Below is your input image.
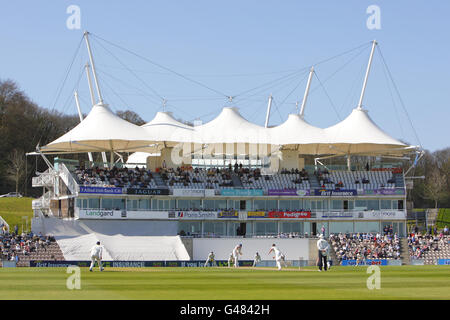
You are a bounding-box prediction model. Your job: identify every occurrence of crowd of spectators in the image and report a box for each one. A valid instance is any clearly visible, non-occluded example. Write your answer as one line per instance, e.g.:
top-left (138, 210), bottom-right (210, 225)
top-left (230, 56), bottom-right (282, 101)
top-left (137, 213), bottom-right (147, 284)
top-left (159, 166), bottom-right (234, 188)
top-left (0, 227), bottom-right (55, 262)
top-left (75, 166), bottom-right (157, 189)
top-left (330, 228), bottom-right (401, 262)
top-left (407, 226), bottom-right (449, 259)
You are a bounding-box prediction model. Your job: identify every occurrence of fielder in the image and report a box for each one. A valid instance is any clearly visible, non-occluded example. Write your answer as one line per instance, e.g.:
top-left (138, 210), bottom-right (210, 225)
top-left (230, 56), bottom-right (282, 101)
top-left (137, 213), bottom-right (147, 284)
top-left (268, 243), bottom-right (283, 270)
top-left (89, 241), bottom-right (104, 272)
top-left (253, 252), bottom-right (261, 267)
top-left (204, 251), bottom-right (217, 267)
top-left (232, 243), bottom-right (243, 268)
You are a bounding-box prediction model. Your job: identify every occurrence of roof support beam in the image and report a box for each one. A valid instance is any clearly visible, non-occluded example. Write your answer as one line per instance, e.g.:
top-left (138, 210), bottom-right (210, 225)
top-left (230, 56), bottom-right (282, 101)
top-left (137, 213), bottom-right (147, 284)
top-left (264, 94), bottom-right (273, 128)
top-left (73, 91), bottom-right (94, 163)
top-left (299, 66), bottom-right (314, 118)
top-left (84, 31), bottom-right (104, 104)
top-left (357, 40), bottom-right (377, 110)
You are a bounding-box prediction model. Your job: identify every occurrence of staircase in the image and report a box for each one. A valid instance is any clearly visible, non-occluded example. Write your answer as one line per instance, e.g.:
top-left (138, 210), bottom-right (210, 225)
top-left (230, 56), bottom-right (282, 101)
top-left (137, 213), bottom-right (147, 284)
top-left (231, 173), bottom-right (243, 187)
top-left (308, 173), bottom-right (320, 189)
top-left (394, 173), bottom-right (404, 188)
top-left (399, 238), bottom-right (411, 265)
top-left (152, 172), bottom-right (168, 188)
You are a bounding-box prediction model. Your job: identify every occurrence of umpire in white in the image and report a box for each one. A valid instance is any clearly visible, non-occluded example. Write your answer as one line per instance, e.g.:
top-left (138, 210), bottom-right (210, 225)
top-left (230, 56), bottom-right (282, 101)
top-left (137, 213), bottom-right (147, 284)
top-left (316, 234), bottom-right (329, 272)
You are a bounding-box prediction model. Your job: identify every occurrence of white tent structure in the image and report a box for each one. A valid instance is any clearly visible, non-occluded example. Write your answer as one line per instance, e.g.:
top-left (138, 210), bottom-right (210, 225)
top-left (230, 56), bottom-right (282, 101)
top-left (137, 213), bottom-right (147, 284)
top-left (141, 111), bottom-right (194, 149)
top-left (323, 107), bottom-right (408, 156)
top-left (39, 36), bottom-right (417, 165)
top-left (41, 103), bottom-right (154, 155)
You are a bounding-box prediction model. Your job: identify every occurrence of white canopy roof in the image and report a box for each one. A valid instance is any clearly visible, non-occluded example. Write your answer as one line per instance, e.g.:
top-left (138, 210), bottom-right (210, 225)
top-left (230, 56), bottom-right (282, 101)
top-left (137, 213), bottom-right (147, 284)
top-left (41, 103), bottom-right (153, 153)
top-left (193, 107), bottom-right (267, 144)
top-left (322, 108), bottom-right (407, 155)
top-left (41, 104), bottom-right (411, 156)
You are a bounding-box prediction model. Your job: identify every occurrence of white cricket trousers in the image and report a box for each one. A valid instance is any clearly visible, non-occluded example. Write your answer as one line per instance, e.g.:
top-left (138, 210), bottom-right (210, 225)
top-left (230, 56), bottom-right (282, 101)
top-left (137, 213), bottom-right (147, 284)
top-left (90, 255), bottom-right (102, 270)
top-left (233, 255), bottom-right (239, 267)
top-left (276, 259), bottom-right (282, 270)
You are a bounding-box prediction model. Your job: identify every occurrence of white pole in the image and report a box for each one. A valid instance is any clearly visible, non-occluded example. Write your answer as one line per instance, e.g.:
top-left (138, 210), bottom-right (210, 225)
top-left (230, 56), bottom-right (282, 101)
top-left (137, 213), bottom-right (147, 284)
top-left (73, 91), bottom-right (84, 122)
top-left (84, 62), bottom-right (107, 166)
top-left (74, 91), bottom-right (94, 163)
top-left (357, 40), bottom-right (377, 110)
top-left (85, 63), bottom-right (96, 107)
top-left (299, 66), bottom-right (314, 118)
top-left (264, 94), bottom-right (273, 128)
top-left (84, 31), bottom-right (104, 104)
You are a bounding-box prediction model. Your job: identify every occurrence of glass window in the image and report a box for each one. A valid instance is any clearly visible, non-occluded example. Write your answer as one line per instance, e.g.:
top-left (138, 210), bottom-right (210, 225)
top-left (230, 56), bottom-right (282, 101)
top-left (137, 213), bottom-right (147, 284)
top-left (303, 200), bottom-right (311, 210)
top-left (348, 200), bottom-right (354, 210)
top-left (178, 221), bottom-right (201, 236)
top-left (354, 221), bottom-right (380, 233)
top-left (392, 200), bottom-right (398, 209)
top-left (253, 200), bottom-right (266, 211)
top-left (279, 200), bottom-right (290, 211)
top-left (304, 222), bottom-right (311, 235)
top-left (203, 200), bottom-right (214, 210)
top-left (152, 199), bottom-right (158, 210)
top-left (82, 199), bottom-right (88, 209)
top-left (316, 200), bottom-right (323, 210)
top-left (169, 200), bottom-right (176, 209)
top-left (112, 198), bottom-right (125, 210)
top-left (88, 198), bottom-right (100, 209)
top-left (329, 222), bottom-right (353, 234)
top-left (381, 200), bottom-right (392, 209)
top-left (246, 200), bottom-right (253, 211)
top-left (291, 200), bottom-right (301, 210)
top-left (266, 200), bottom-right (277, 211)
top-left (215, 200), bottom-right (227, 210)
top-left (323, 199), bottom-right (329, 210)
top-left (227, 222), bottom-right (241, 236)
top-left (190, 199), bottom-right (201, 210)
top-left (227, 200), bottom-right (234, 209)
top-left (331, 200), bottom-right (343, 210)
top-left (367, 200), bottom-right (380, 210)
top-left (178, 199), bottom-right (189, 210)
top-left (127, 199), bottom-right (137, 210)
top-left (355, 200), bottom-right (367, 209)
top-left (76, 199), bottom-right (81, 208)
top-left (254, 221), bottom-right (278, 236)
top-left (101, 198), bottom-right (113, 210)
top-left (203, 222), bottom-right (226, 236)
top-left (139, 199), bottom-right (150, 210)
top-left (280, 222), bottom-right (303, 234)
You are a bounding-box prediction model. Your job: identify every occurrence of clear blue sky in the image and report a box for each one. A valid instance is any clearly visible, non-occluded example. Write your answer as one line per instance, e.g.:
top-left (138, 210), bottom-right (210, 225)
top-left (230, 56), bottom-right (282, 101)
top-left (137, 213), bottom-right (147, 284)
top-left (1, 0), bottom-right (449, 151)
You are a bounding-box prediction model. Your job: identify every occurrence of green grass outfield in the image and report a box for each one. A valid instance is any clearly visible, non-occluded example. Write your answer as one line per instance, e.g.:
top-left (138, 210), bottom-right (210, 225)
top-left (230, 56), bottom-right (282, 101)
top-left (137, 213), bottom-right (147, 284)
top-left (0, 265), bottom-right (449, 300)
top-left (0, 197), bottom-right (33, 232)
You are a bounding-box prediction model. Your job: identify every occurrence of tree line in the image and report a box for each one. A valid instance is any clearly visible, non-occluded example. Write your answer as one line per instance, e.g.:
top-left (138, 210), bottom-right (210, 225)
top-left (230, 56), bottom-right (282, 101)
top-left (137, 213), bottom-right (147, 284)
top-left (0, 79), bottom-right (449, 208)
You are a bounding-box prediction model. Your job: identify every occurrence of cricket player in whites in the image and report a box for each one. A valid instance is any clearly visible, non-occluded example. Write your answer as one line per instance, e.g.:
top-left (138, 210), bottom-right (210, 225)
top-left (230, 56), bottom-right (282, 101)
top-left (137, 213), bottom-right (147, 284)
top-left (204, 251), bottom-right (217, 267)
top-left (268, 243), bottom-right (283, 270)
top-left (253, 252), bottom-right (262, 267)
top-left (228, 252), bottom-right (234, 268)
top-left (316, 235), bottom-right (329, 272)
top-left (90, 241), bottom-right (104, 272)
top-left (232, 243), bottom-right (243, 268)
